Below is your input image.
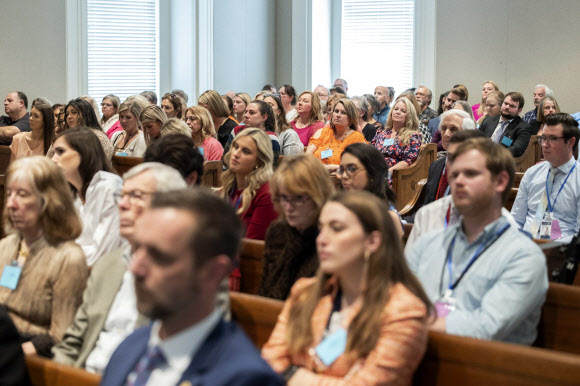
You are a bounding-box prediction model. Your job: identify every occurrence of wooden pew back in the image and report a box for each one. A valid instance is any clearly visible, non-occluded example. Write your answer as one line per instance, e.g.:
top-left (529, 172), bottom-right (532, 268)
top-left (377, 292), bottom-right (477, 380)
top-left (230, 291), bottom-right (283, 349)
top-left (0, 145), bottom-right (10, 175)
top-left (0, 175), bottom-right (4, 239)
top-left (239, 238), bottom-right (265, 295)
top-left (112, 155), bottom-right (143, 176)
top-left (514, 135), bottom-right (540, 172)
top-left (392, 143), bottom-right (436, 212)
top-left (26, 355), bottom-right (101, 386)
top-left (202, 160), bottom-right (223, 188)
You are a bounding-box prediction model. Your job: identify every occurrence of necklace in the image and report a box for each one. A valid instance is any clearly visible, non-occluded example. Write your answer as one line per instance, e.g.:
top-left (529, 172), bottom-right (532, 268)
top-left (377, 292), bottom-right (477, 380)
top-left (118, 129), bottom-right (139, 150)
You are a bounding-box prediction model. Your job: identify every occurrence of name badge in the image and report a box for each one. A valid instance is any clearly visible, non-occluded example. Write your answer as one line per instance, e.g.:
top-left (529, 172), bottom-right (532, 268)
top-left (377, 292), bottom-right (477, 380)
top-left (0, 265), bottom-right (22, 290)
top-left (321, 149), bottom-right (333, 159)
top-left (551, 218), bottom-right (563, 240)
top-left (315, 328), bottom-right (347, 366)
top-left (383, 138), bottom-right (395, 147)
top-left (198, 147), bottom-right (204, 156)
top-left (501, 136), bottom-right (513, 147)
top-left (539, 212), bottom-right (552, 239)
top-left (434, 289), bottom-right (456, 318)
top-left (116, 152), bottom-right (128, 156)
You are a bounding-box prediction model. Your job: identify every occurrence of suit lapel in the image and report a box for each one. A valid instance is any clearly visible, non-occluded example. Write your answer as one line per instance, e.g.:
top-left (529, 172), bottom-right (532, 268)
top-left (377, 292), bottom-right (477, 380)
top-left (486, 116), bottom-right (501, 137)
top-left (114, 326), bottom-right (150, 386)
top-left (500, 116), bottom-right (522, 142)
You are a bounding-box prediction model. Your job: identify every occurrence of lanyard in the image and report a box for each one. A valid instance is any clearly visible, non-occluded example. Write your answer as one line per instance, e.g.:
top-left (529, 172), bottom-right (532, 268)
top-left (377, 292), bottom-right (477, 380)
top-left (442, 223), bottom-right (510, 294)
top-left (229, 189), bottom-right (242, 209)
top-left (546, 163), bottom-right (576, 212)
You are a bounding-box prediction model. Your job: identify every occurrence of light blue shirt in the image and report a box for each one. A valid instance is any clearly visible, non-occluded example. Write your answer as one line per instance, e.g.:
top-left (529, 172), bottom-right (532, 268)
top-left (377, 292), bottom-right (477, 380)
top-left (373, 104), bottom-right (390, 126)
top-left (406, 217), bottom-right (548, 345)
top-left (511, 157), bottom-right (580, 241)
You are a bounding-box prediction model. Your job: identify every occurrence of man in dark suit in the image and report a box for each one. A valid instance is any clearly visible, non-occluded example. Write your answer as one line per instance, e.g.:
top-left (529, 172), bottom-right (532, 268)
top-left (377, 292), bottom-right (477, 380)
top-left (479, 91), bottom-right (532, 157)
top-left (101, 190), bottom-right (283, 386)
top-left (0, 306), bottom-right (31, 385)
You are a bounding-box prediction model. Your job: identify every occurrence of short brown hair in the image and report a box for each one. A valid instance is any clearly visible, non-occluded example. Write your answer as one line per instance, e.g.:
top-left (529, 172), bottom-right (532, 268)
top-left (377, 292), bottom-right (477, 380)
top-left (450, 86), bottom-right (468, 101)
top-left (505, 92), bottom-right (525, 109)
top-left (448, 138), bottom-right (515, 203)
top-left (198, 90), bottom-right (229, 118)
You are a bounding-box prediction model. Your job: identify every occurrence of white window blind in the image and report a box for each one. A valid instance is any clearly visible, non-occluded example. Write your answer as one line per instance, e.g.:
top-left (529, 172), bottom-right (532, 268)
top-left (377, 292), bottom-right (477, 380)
top-left (87, 0), bottom-right (159, 112)
top-left (341, 0), bottom-right (414, 96)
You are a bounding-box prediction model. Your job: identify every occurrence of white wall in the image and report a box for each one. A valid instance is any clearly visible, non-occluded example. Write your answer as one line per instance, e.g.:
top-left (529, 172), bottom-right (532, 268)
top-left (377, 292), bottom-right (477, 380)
top-left (0, 0), bottom-right (67, 104)
top-left (212, 0), bottom-right (276, 96)
top-left (435, 0), bottom-right (580, 113)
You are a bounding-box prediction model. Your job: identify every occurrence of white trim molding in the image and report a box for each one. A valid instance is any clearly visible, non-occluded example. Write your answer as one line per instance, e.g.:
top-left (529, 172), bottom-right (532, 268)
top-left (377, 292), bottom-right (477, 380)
top-left (65, 0), bottom-right (88, 100)
top-left (414, 0), bottom-right (436, 93)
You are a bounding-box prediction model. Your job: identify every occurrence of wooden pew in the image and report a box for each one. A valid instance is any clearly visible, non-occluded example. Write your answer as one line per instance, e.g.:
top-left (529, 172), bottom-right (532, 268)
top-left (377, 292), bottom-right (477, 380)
top-left (514, 171), bottom-right (525, 188)
top-left (202, 160), bottom-right (223, 188)
top-left (399, 178), bottom-right (428, 217)
top-left (239, 238), bottom-right (265, 295)
top-left (0, 145), bottom-right (10, 175)
top-left (0, 175), bottom-right (4, 239)
top-left (514, 135), bottom-right (540, 172)
top-left (26, 355), bottom-right (100, 386)
top-left (230, 291), bottom-right (283, 349)
top-left (505, 187), bottom-right (518, 211)
top-left (112, 155), bottom-right (143, 176)
top-left (392, 143), bottom-right (437, 213)
top-left (535, 283), bottom-right (580, 356)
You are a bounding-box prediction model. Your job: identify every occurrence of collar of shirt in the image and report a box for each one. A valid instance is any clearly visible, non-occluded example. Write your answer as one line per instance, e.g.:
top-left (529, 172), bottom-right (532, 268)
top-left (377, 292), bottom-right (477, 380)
top-left (499, 117), bottom-right (514, 125)
top-left (552, 156), bottom-right (576, 175)
top-left (446, 216), bottom-right (509, 249)
top-left (121, 242), bottom-right (132, 266)
top-left (148, 309), bottom-right (222, 374)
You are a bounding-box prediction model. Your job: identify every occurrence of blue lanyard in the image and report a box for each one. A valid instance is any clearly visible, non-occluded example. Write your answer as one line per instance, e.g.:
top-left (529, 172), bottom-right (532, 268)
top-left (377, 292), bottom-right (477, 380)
top-left (545, 163), bottom-right (576, 213)
top-left (229, 190), bottom-right (242, 209)
top-left (444, 223), bottom-right (510, 292)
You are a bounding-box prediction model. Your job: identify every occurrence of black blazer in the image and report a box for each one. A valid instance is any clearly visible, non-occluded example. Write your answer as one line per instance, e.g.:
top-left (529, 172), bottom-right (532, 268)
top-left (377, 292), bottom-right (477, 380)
top-left (479, 115), bottom-right (532, 157)
top-left (0, 307), bottom-right (31, 385)
top-left (423, 157), bottom-right (446, 206)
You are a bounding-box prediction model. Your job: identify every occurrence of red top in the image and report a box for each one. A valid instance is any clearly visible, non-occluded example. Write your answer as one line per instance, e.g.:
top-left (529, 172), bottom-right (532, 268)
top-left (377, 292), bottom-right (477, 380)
top-left (229, 182), bottom-right (278, 240)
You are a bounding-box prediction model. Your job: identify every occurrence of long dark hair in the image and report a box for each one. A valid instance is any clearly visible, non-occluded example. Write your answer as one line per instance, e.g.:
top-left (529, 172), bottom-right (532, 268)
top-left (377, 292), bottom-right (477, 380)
top-left (342, 143), bottom-right (396, 206)
top-left (64, 98), bottom-right (102, 131)
top-left (31, 103), bottom-right (55, 155)
top-left (55, 127), bottom-right (112, 200)
top-left (251, 100), bottom-right (276, 133)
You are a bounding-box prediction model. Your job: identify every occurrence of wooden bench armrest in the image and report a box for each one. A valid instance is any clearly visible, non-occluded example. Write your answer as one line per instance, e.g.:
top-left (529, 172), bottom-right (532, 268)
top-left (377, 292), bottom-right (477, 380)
top-left (392, 143), bottom-right (436, 212)
top-left (26, 355), bottom-right (101, 386)
top-left (398, 178), bottom-right (427, 217)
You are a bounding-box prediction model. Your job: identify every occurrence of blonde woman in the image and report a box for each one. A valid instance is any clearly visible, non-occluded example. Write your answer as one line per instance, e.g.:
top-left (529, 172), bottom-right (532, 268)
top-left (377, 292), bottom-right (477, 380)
top-left (371, 98), bottom-right (422, 174)
top-left (185, 106), bottom-right (224, 161)
top-left (262, 191), bottom-right (430, 385)
top-left (140, 105), bottom-right (167, 145)
top-left (530, 96), bottom-right (560, 135)
top-left (160, 118), bottom-right (191, 137)
top-left (111, 100), bottom-right (147, 157)
top-left (198, 90), bottom-right (238, 147)
top-left (472, 80), bottom-right (499, 121)
top-left (233, 92), bottom-right (252, 124)
top-left (290, 91), bottom-right (325, 147)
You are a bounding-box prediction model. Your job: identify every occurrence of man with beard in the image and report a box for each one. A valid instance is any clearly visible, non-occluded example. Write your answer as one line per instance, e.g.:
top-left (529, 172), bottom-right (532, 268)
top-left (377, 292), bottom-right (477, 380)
top-left (523, 84), bottom-right (554, 123)
top-left (415, 85), bottom-right (437, 125)
top-left (406, 138), bottom-right (547, 345)
top-left (101, 190), bottom-right (283, 386)
top-left (428, 86), bottom-right (468, 137)
top-left (479, 91), bottom-right (532, 157)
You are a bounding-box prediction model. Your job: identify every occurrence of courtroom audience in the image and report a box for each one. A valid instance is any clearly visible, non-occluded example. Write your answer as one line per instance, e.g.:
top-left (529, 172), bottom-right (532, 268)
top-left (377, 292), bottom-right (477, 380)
top-left (233, 92), bottom-right (252, 124)
top-left (264, 93), bottom-right (304, 155)
top-left (472, 81), bottom-right (500, 121)
top-left (51, 127), bottom-right (123, 266)
top-left (111, 100), bottom-right (147, 157)
top-left (476, 91), bottom-right (504, 125)
top-left (10, 102), bottom-right (54, 161)
top-left (351, 96), bottom-right (377, 142)
top-left (160, 92), bottom-right (185, 119)
top-left (259, 155), bottom-right (335, 300)
top-left (290, 91), bottom-right (326, 147)
top-left (139, 104), bottom-right (167, 145)
top-left (262, 191), bottom-right (431, 385)
top-left (185, 105), bottom-right (224, 161)
top-left (159, 117), bottom-right (191, 138)
top-left (99, 94), bottom-right (122, 139)
top-left (529, 96), bottom-right (560, 135)
top-left (279, 84), bottom-right (298, 122)
top-left (198, 89), bottom-right (238, 147)
top-left (523, 84), bottom-right (554, 123)
top-left (0, 156), bottom-right (88, 357)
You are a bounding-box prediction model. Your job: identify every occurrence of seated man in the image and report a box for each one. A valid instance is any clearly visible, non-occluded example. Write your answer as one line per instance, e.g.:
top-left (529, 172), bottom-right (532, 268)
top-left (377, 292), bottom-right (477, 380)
top-left (423, 110), bottom-right (477, 207)
top-left (479, 92), bottom-right (532, 157)
top-left (428, 86), bottom-right (467, 138)
top-left (101, 190), bottom-right (283, 385)
top-left (0, 91), bottom-right (30, 145)
top-left (511, 113), bottom-right (580, 241)
top-left (52, 163), bottom-right (188, 373)
top-left (407, 138), bottom-right (548, 345)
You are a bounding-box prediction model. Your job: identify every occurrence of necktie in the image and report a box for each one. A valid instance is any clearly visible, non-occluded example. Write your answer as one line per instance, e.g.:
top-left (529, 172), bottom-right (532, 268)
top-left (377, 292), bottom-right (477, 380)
top-left (127, 346), bottom-right (166, 386)
top-left (436, 167), bottom-right (449, 200)
top-left (491, 120), bottom-right (509, 143)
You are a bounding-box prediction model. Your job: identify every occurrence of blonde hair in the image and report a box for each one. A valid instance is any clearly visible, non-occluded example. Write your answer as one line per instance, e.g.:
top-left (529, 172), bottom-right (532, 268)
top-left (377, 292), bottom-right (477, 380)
top-left (198, 90), bottom-right (229, 118)
top-left (186, 106), bottom-right (216, 145)
top-left (5, 156), bottom-right (82, 243)
top-left (270, 155), bottom-right (335, 221)
top-left (160, 118), bottom-right (191, 138)
top-left (221, 129), bottom-right (274, 215)
top-left (234, 93), bottom-right (252, 123)
top-left (295, 91), bottom-right (324, 126)
top-left (385, 98), bottom-right (419, 147)
top-left (140, 105), bottom-right (168, 145)
top-left (118, 100), bottom-right (144, 130)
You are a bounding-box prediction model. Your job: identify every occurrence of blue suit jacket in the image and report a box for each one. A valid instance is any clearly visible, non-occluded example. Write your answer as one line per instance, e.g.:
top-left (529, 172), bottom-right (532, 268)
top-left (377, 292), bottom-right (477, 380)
top-left (100, 319), bottom-right (283, 386)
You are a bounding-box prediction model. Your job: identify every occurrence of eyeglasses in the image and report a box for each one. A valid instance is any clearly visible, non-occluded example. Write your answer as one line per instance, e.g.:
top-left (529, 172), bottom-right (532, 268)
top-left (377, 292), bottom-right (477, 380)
top-left (336, 164), bottom-right (361, 177)
top-left (114, 190), bottom-right (155, 205)
top-left (185, 116), bottom-right (199, 122)
top-left (538, 136), bottom-right (566, 145)
top-left (273, 194), bottom-right (311, 207)
top-left (101, 103), bottom-right (113, 107)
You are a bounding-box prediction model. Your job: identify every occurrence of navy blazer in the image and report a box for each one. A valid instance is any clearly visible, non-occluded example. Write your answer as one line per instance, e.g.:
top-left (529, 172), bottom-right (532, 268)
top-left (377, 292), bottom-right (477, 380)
top-left (423, 157), bottom-right (447, 206)
top-left (0, 306), bottom-right (31, 385)
top-left (100, 319), bottom-right (283, 386)
top-left (479, 115), bottom-right (532, 157)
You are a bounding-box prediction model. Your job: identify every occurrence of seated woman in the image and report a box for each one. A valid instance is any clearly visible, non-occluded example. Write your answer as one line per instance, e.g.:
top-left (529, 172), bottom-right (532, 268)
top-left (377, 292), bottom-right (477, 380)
top-left (198, 90), bottom-right (238, 147)
top-left (100, 94), bottom-right (122, 139)
top-left (264, 93), bottom-right (303, 155)
top-left (52, 103), bottom-right (65, 134)
top-left (290, 91), bottom-right (326, 147)
top-left (0, 156), bottom-right (88, 357)
top-left (338, 143), bottom-right (404, 238)
top-left (160, 92), bottom-right (185, 120)
top-left (363, 94), bottom-right (384, 132)
top-left (396, 92), bottom-right (431, 144)
top-left (51, 127), bottom-right (123, 266)
top-left (530, 96), bottom-right (560, 135)
top-left (221, 94), bottom-right (237, 123)
top-left (111, 99), bottom-right (147, 157)
top-left (220, 128), bottom-right (278, 241)
top-left (259, 155), bottom-right (335, 300)
top-left (262, 191), bottom-right (431, 385)
top-left (140, 104), bottom-right (167, 145)
top-left (307, 98), bottom-right (366, 173)
top-left (233, 92), bottom-right (252, 124)
top-left (47, 98), bottom-right (114, 162)
top-left (280, 84), bottom-right (298, 122)
top-left (371, 98), bottom-right (422, 177)
top-left (160, 117), bottom-right (192, 137)
top-left (472, 80), bottom-right (499, 122)
top-left (477, 91), bottom-right (504, 126)
top-left (10, 102), bottom-right (54, 161)
top-left (185, 106), bottom-right (224, 161)
top-left (351, 96), bottom-right (377, 142)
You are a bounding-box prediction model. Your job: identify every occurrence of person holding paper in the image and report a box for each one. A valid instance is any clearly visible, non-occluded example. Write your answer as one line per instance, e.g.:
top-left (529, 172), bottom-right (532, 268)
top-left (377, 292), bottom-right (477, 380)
top-left (0, 156), bottom-right (88, 357)
top-left (262, 191), bottom-right (430, 385)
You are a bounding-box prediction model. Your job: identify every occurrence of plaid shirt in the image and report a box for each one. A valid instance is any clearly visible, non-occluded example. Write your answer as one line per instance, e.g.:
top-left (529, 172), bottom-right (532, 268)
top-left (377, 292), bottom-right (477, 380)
top-left (523, 108), bottom-right (537, 123)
